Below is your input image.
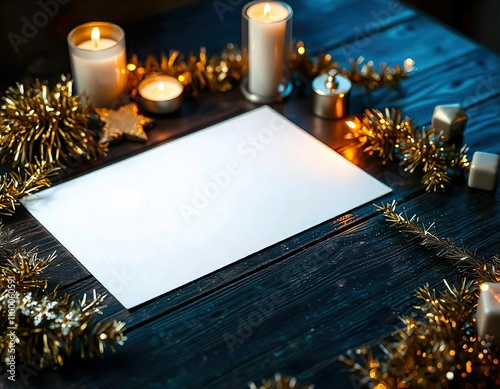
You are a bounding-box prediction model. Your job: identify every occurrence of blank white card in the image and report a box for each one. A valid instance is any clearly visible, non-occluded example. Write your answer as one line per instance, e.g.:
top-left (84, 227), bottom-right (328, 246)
top-left (22, 106), bottom-right (391, 309)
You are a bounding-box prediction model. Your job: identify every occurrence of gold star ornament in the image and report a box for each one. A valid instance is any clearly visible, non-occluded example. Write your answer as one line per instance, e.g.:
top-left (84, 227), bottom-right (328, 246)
top-left (95, 103), bottom-right (154, 145)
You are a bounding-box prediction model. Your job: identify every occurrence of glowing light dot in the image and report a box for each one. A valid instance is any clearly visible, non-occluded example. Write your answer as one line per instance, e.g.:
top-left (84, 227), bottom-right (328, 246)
top-left (481, 283), bottom-right (489, 291)
top-left (346, 121), bottom-right (357, 129)
top-left (298, 46), bottom-right (305, 55)
top-left (446, 372), bottom-right (454, 380)
top-left (127, 64), bottom-right (136, 71)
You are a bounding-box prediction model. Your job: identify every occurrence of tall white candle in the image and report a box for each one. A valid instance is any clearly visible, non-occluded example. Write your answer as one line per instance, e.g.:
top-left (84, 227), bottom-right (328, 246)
top-left (67, 22), bottom-right (127, 107)
top-left (245, 2), bottom-right (291, 97)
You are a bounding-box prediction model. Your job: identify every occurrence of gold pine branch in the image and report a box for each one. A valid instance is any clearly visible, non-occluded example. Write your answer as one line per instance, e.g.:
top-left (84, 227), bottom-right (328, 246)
top-left (376, 201), bottom-right (500, 283)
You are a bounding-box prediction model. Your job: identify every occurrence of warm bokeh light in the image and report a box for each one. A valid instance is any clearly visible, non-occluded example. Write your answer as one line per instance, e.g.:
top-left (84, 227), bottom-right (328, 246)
top-left (127, 63), bottom-right (137, 72)
top-left (404, 57), bottom-right (416, 71)
top-left (481, 283), bottom-right (489, 292)
top-left (346, 120), bottom-right (357, 129)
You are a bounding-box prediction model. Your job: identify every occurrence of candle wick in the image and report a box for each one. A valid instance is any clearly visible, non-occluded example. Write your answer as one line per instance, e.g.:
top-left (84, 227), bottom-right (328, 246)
top-left (91, 27), bottom-right (100, 49)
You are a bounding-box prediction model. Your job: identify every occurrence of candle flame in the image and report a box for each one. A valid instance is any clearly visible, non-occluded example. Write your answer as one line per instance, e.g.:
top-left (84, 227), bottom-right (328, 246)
top-left (264, 3), bottom-right (271, 17)
top-left (91, 27), bottom-right (100, 48)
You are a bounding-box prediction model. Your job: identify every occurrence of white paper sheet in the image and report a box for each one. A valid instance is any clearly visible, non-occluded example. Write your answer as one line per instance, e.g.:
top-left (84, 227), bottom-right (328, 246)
top-left (22, 106), bottom-right (391, 309)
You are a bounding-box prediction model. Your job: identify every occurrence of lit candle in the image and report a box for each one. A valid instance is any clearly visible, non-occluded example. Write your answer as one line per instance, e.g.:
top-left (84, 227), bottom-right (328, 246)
top-left (244, 1), bottom-right (292, 98)
top-left (67, 22), bottom-right (127, 107)
top-left (138, 75), bottom-right (184, 114)
top-left (476, 283), bottom-right (500, 344)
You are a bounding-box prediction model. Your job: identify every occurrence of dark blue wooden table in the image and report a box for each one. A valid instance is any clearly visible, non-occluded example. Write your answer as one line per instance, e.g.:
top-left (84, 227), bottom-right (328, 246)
top-left (2, 0), bottom-right (500, 388)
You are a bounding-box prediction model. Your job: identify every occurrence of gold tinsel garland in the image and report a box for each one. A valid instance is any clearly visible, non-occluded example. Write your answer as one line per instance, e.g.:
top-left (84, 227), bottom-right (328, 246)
top-left (126, 41), bottom-right (414, 98)
top-left (340, 201), bottom-right (500, 388)
top-left (0, 161), bottom-right (57, 216)
top-left (0, 75), bottom-right (107, 168)
top-left (346, 108), bottom-right (470, 191)
top-left (0, 225), bottom-right (126, 369)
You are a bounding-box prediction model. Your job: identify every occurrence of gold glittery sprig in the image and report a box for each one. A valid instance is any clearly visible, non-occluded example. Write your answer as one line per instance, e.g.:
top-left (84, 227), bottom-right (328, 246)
top-left (248, 373), bottom-right (315, 389)
top-left (376, 201), bottom-right (500, 282)
top-left (290, 41), bottom-right (415, 90)
top-left (0, 225), bottom-right (126, 369)
top-left (340, 202), bottom-right (500, 388)
top-left (0, 161), bottom-right (57, 216)
top-left (0, 75), bottom-right (107, 168)
top-left (346, 108), bottom-right (470, 191)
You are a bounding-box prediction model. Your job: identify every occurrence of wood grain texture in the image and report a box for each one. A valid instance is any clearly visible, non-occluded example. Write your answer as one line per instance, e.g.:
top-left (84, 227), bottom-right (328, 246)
top-left (2, 0), bottom-right (500, 388)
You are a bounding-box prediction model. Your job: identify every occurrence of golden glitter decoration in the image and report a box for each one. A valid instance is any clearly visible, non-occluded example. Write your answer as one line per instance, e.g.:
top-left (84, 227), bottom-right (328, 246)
top-left (95, 102), bottom-right (154, 144)
top-left (340, 202), bottom-right (500, 388)
top-left (127, 44), bottom-right (247, 98)
top-left (127, 42), bottom-right (412, 98)
top-left (376, 201), bottom-right (500, 282)
top-left (0, 225), bottom-right (126, 369)
top-left (248, 373), bottom-right (315, 389)
top-left (346, 108), bottom-right (470, 191)
top-left (290, 41), bottom-right (415, 90)
top-left (0, 161), bottom-right (57, 216)
top-left (0, 75), bottom-right (107, 168)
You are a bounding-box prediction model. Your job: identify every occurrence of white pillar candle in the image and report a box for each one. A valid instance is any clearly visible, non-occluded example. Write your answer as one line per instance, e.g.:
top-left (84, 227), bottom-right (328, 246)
top-left (245, 1), bottom-right (291, 97)
top-left (477, 283), bottom-right (500, 344)
top-left (67, 22), bottom-right (127, 107)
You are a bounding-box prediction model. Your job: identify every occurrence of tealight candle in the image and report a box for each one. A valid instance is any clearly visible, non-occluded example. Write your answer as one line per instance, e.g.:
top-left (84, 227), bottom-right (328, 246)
top-left (67, 22), bottom-right (127, 107)
top-left (476, 283), bottom-right (500, 344)
top-left (241, 1), bottom-right (293, 103)
top-left (138, 75), bottom-right (184, 114)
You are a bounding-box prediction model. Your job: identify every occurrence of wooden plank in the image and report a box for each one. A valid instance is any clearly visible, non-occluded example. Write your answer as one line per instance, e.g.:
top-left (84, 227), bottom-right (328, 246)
top-left (324, 11), bottom-right (478, 69)
top-left (30, 188), bottom-right (500, 388)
